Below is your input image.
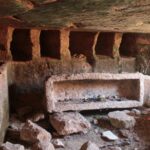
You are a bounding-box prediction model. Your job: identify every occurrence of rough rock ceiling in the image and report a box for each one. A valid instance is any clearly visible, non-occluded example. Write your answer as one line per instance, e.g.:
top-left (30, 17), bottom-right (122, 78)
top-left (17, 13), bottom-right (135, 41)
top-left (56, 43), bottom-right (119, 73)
top-left (0, 0), bottom-right (150, 32)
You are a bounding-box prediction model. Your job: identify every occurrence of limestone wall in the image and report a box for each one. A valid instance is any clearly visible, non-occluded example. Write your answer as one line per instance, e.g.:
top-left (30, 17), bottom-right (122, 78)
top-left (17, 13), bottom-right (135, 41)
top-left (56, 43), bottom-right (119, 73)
top-left (0, 63), bottom-right (9, 144)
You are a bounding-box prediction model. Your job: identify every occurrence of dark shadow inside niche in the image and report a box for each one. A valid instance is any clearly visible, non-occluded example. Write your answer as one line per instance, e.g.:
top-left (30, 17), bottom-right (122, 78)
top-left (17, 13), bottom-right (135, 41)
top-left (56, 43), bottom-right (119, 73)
top-left (40, 30), bottom-right (61, 59)
top-left (0, 44), bottom-right (7, 62)
top-left (0, 44), bottom-right (6, 51)
top-left (95, 32), bottom-right (115, 57)
top-left (0, 62), bottom-right (4, 66)
top-left (119, 33), bottom-right (138, 57)
top-left (10, 29), bottom-right (32, 61)
top-left (69, 31), bottom-right (97, 65)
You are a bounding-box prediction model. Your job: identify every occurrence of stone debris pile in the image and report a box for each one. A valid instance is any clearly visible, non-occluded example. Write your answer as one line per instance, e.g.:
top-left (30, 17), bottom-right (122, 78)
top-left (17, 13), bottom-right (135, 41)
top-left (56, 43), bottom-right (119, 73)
top-left (0, 107), bottom-right (149, 150)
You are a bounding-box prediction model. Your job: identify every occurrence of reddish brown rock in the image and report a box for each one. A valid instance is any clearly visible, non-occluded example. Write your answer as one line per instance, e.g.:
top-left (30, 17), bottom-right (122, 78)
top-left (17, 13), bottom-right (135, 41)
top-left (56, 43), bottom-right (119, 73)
top-left (20, 120), bottom-right (51, 144)
top-left (49, 112), bottom-right (91, 135)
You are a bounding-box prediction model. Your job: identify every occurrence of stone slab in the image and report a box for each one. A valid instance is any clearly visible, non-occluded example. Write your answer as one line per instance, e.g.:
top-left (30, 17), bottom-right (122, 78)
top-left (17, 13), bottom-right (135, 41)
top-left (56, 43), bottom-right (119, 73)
top-left (46, 73), bottom-right (145, 112)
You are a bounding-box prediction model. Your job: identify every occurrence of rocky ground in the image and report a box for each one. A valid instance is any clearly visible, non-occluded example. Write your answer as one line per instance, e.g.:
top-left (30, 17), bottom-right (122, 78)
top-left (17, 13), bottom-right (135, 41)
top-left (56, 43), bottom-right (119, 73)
top-left (1, 107), bottom-right (150, 150)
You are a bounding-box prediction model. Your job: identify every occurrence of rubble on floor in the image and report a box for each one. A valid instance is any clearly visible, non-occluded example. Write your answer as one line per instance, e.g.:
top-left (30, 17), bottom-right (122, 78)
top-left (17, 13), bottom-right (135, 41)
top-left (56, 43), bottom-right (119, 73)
top-left (0, 142), bottom-right (25, 150)
top-left (108, 111), bottom-right (136, 128)
top-left (32, 141), bottom-right (55, 150)
top-left (141, 108), bottom-right (150, 115)
top-left (1, 107), bottom-right (150, 150)
top-left (106, 146), bottom-right (122, 150)
top-left (80, 141), bottom-right (99, 150)
top-left (20, 120), bottom-right (51, 144)
top-left (49, 112), bottom-right (91, 135)
top-left (131, 109), bottom-right (141, 116)
top-left (52, 139), bottom-right (65, 148)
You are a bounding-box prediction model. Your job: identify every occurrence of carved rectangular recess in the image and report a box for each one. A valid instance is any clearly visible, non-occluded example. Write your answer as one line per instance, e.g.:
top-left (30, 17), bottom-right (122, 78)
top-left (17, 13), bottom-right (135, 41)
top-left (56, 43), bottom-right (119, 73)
top-left (119, 33), bottom-right (150, 57)
top-left (95, 32), bottom-right (115, 57)
top-left (69, 31), bottom-right (96, 64)
top-left (40, 30), bottom-right (61, 59)
top-left (10, 29), bottom-right (32, 61)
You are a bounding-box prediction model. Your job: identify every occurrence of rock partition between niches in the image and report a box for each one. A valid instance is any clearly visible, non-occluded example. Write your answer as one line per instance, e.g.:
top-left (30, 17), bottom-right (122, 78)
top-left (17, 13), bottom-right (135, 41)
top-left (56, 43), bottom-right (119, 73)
top-left (0, 63), bottom-right (9, 144)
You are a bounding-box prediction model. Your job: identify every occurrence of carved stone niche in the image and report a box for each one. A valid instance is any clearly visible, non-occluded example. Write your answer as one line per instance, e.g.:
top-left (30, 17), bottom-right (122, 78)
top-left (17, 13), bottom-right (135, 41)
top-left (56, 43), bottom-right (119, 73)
top-left (45, 73), bottom-right (146, 112)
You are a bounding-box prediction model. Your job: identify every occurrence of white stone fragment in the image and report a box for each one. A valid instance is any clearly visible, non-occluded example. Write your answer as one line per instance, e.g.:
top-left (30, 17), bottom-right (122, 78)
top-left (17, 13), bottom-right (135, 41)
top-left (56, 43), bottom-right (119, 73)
top-left (102, 131), bottom-right (119, 141)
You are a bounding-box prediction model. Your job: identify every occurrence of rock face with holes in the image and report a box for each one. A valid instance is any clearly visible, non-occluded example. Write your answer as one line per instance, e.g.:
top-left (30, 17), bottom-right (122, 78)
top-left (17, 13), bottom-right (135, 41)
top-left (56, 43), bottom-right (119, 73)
top-left (46, 73), bottom-right (145, 112)
top-left (0, 26), bottom-right (150, 113)
top-left (0, 26), bottom-right (149, 111)
top-left (49, 112), bottom-right (91, 135)
top-left (0, 63), bottom-right (9, 144)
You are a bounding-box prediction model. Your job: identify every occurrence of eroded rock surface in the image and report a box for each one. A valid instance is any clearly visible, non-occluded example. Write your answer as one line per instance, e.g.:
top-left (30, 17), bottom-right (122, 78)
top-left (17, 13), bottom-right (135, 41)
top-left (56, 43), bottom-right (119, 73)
top-left (49, 112), bottom-right (91, 135)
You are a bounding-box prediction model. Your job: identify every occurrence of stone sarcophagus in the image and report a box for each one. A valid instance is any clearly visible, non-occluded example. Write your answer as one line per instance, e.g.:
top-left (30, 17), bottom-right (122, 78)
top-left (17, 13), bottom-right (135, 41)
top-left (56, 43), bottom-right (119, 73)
top-left (45, 73), bottom-right (146, 112)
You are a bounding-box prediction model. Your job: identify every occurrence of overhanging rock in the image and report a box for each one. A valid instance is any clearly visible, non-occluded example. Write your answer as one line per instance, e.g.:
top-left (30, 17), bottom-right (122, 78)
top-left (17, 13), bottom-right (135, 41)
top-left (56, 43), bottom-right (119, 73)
top-left (45, 73), bottom-right (146, 112)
